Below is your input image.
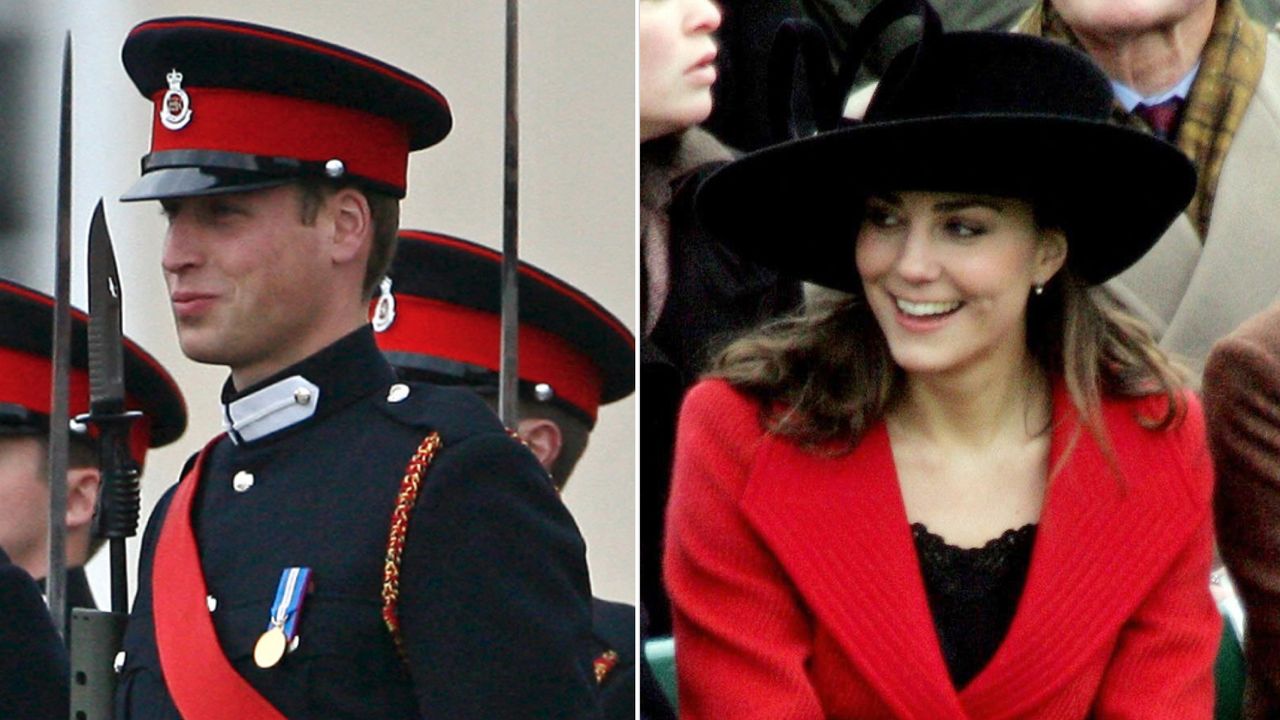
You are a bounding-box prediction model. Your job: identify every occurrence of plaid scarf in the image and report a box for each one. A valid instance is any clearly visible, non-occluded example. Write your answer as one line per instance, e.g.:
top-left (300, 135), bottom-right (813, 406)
top-left (1018, 1), bottom-right (1267, 240)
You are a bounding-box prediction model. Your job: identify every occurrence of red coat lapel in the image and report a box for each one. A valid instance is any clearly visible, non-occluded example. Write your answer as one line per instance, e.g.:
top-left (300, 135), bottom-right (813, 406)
top-left (741, 422), bottom-right (967, 718)
top-left (962, 385), bottom-right (1204, 716)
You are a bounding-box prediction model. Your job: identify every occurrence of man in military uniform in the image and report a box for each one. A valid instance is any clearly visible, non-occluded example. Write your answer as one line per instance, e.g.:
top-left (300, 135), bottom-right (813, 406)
top-left (371, 229), bottom-right (637, 720)
top-left (0, 278), bottom-right (186, 618)
top-left (113, 18), bottom-right (600, 719)
top-left (0, 278), bottom-right (186, 719)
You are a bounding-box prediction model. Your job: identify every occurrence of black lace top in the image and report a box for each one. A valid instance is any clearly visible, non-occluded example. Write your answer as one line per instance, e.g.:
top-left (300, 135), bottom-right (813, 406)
top-left (912, 523), bottom-right (1038, 690)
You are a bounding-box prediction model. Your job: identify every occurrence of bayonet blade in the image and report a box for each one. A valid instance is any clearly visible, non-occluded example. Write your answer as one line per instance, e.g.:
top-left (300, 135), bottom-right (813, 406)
top-left (87, 200), bottom-right (126, 413)
top-left (84, 197), bottom-right (142, 614)
top-left (47, 31), bottom-right (72, 637)
top-left (498, 0), bottom-right (520, 427)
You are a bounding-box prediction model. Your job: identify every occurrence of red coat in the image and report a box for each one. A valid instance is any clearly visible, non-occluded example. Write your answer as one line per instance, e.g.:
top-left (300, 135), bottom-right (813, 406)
top-left (664, 379), bottom-right (1219, 719)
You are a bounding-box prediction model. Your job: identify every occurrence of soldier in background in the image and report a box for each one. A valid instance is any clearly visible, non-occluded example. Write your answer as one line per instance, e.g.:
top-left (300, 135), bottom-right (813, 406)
top-left (0, 278), bottom-right (187, 620)
top-left (0, 277), bottom-right (186, 719)
top-left (373, 229), bottom-right (636, 720)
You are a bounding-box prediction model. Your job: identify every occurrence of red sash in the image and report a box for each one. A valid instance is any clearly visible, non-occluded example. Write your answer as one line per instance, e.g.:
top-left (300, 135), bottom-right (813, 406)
top-left (152, 435), bottom-right (287, 719)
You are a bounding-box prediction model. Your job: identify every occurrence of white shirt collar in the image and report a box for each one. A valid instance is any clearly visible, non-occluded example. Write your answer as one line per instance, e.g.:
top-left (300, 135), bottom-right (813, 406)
top-left (222, 375), bottom-right (321, 445)
top-left (1111, 62), bottom-right (1201, 112)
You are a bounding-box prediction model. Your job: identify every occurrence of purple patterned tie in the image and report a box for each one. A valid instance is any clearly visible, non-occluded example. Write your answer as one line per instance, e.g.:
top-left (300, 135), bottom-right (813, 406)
top-left (1133, 97), bottom-right (1185, 140)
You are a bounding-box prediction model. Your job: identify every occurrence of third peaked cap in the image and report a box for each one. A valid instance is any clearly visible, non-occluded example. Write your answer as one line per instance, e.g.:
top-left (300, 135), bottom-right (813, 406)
top-left (121, 16), bottom-right (451, 201)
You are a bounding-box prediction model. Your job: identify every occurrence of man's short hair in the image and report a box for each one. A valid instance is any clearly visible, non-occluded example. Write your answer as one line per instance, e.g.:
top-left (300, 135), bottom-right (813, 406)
top-left (296, 179), bottom-right (401, 301)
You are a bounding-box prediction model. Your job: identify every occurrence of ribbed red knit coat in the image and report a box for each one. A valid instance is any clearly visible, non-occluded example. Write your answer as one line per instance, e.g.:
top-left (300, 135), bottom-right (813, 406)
top-left (665, 379), bottom-right (1219, 719)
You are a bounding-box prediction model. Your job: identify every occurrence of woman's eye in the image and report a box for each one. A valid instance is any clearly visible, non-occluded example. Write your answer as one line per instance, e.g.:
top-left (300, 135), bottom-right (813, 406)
top-left (945, 219), bottom-right (984, 238)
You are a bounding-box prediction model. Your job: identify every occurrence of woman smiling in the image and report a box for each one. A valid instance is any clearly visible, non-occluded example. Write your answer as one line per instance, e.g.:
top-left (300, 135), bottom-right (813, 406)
top-left (662, 2), bottom-right (1220, 717)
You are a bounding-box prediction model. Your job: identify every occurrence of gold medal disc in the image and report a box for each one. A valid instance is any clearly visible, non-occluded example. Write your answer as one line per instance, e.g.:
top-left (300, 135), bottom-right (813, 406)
top-left (254, 626), bottom-right (288, 668)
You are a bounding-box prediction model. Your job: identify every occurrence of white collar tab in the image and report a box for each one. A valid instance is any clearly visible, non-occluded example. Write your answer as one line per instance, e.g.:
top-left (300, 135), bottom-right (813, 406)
top-left (223, 375), bottom-right (321, 445)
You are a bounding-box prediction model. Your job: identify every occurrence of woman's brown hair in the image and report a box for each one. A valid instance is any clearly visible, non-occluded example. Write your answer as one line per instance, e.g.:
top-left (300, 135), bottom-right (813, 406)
top-left (709, 229), bottom-right (1187, 453)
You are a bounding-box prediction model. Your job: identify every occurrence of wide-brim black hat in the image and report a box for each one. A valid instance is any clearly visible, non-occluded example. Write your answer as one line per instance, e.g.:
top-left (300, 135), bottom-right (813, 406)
top-left (120, 17), bottom-right (451, 201)
top-left (0, 279), bottom-right (187, 467)
top-left (696, 30), bottom-right (1197, 291)
top-left (372, 230), bottom-right (635, 427)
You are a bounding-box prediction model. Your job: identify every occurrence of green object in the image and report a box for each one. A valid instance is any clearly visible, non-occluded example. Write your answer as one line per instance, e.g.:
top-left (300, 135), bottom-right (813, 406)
top-left (1216, 620), bottom-right (1245, 720)
top-left (646, 635), bottom-right (678, 711)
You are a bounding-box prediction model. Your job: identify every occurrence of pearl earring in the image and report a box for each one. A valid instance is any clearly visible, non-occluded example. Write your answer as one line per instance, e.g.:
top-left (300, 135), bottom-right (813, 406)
top-left (1033, 283), bottom-right (1045, 296)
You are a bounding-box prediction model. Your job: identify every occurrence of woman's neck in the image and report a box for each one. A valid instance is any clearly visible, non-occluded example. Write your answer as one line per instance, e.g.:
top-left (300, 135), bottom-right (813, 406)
top-left (1069, 2), bottom-right (1216, 96)
top-left (893, 355), bottom-right (1052, 449)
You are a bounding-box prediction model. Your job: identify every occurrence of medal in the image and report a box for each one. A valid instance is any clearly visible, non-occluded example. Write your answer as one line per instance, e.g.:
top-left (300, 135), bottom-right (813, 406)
top-left (253, 567), bottom-right (313, 669)
top-left (254, 625), bottom-right (288, 668)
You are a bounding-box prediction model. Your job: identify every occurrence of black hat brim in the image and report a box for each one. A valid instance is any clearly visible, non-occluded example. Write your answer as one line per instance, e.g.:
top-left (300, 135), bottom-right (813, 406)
top-left (696, 114), bottom-right (1196, 290)
top-left (121, 166), bottom-right (293, 202)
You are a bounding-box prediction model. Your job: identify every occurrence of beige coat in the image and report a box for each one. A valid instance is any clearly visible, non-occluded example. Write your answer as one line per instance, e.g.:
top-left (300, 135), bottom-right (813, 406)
top-left (1107, 29), bottom-right (1280, 381)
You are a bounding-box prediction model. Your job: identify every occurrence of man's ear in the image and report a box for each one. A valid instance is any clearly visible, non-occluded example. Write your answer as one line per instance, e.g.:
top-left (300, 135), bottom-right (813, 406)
top-left (328, 187), bottom-right (373, 266)
top-left (65, 466), bottom-right (100, 531)
top-left (515, 417), bottom-right (562, 474)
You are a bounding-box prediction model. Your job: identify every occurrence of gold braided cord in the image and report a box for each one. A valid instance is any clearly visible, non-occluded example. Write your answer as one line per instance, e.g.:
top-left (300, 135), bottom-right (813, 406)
top-left (381, 432), bottom-right (443, 656)
top-left (594, 650), bottom-right (620, 684)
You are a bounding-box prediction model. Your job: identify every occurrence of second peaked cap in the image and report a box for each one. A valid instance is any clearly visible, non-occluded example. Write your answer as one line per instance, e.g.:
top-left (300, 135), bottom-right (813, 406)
top-left (120, 17), bottom-right (451, 201)
top-left (374, 231), bottom-right (635, 427)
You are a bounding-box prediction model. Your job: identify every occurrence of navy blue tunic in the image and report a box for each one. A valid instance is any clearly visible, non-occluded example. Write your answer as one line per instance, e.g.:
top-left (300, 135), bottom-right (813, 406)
top-left (0, 547), bottom-right (68, 720)
top-left (116, 328), bottom-right (601, 719)
top-left (592, 598), bottom-right (636, 720)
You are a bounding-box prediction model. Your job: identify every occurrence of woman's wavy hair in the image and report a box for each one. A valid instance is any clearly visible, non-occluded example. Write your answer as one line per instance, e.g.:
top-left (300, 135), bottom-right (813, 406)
top-left (709, 229), bottom-right (1187, 454)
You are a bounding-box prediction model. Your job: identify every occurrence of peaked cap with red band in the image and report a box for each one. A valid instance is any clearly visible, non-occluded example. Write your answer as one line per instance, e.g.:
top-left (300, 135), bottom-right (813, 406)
top-left (120, 16), bottom-right (451, 202)
top-left (0, 278), bottom-right (187, 468)
top-left (372, 231), bottom-right (635, 427)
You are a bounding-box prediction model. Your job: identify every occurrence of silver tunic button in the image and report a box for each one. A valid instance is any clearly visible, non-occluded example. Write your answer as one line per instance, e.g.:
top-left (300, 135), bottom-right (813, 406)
top-left (293, 387), bottom-right (313, 405)
top-left (387, 383), bottom-right (410, 403)
top-left (207, 595), bottom-right (218, 612)
top-left (114, 651), bottom-right (126, 673)
top-left (233, 471), bottom-right (255, 493)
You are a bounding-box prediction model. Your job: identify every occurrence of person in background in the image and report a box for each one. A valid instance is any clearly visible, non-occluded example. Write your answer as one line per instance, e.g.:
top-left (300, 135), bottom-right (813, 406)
top-left (641, 0), bottom-right (803, 637)
top-left (371, 229), bottom-right (636, 720)
top-left (0, 277), bottom-right (186, 720)
top-left (666, 8), bottom-right (1220, 717)
top-left (0, 278), bottom-right (187, 619)
top-left (1204, 301), bottom-right (1280, 718)
top-left (707, 0), bottom-right (1037, 150)
top-left (113, 17), bottom-right (600, 719)
top-left (1017, 0), bottom-right (1280, 379)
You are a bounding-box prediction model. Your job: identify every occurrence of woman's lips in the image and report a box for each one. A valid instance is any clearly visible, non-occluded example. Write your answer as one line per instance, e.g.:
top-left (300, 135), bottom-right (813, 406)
top-left (687, 50), bottom-right (718, 84)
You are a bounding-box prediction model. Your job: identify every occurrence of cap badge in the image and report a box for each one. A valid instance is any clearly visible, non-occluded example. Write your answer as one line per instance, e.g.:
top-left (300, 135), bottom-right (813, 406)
top-left (160, 68), bottom-right (192, 131)
top-left (372, 277), bottom-right (397, 332)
